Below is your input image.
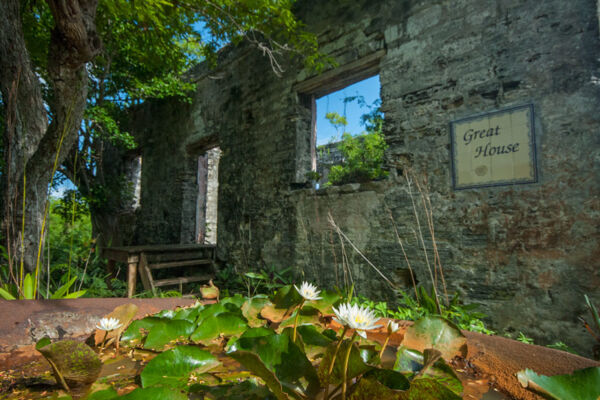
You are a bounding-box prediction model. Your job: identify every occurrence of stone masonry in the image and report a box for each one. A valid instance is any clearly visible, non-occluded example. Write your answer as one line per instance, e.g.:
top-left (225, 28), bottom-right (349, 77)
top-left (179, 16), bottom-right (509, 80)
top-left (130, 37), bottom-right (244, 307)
top-left (130, 0), bottom-right (600, 356)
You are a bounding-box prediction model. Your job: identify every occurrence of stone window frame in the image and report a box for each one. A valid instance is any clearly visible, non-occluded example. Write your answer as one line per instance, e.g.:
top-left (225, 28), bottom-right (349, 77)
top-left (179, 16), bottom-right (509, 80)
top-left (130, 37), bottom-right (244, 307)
top-left (293, 50), bottom-right (386, 186)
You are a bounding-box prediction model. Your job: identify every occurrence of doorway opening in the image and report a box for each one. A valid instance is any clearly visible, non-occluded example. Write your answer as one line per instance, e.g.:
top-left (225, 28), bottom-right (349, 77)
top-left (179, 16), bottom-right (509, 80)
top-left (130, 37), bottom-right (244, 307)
top-left (196, 146), bottom-right (221, 244)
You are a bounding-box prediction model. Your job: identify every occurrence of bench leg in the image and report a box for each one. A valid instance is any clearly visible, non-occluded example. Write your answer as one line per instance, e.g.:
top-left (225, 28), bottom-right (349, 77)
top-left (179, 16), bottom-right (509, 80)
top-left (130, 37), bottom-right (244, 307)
top-left (127, 262), bottom-right (138, 298)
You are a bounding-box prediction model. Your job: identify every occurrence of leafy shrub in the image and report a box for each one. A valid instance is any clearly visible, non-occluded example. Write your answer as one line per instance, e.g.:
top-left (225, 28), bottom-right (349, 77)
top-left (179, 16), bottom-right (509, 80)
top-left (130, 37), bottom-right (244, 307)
top-left (322, 98), bottom-right (388, 186)
top-left (355, 286), bottom-right (495, 335)
top-left (328, 131), bottom-right (388, 185)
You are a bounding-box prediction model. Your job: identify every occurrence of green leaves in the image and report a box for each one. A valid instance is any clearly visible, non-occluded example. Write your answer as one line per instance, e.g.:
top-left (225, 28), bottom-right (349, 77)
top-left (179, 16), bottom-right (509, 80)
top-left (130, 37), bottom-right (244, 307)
top-left (119, 387), bottom-right (188, 400)
top-left (402, 316), bottom-right (467, 360)
top-left (190, 313), bottom-right (248, 343)
top-left (144, 319), bottom-right (195, 350)
top-left (517, 367), bottom-right (600, 400)
top-left (394, 347), bottom-right (462, 395)
top-left (228, 331), bottom-right (321, 399)
top-left (140, 346), bottom-right (220, 389)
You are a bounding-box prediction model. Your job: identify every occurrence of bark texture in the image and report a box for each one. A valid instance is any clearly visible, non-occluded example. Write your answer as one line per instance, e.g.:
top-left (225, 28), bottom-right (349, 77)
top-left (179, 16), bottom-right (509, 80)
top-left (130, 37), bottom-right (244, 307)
top-left (0, 0), bottom-right (100, 275)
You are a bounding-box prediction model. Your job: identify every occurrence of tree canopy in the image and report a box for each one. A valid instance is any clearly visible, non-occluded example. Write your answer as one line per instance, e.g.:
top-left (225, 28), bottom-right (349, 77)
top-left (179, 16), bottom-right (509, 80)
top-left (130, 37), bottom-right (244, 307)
top-left (0, 0), bottom-right (323, 294)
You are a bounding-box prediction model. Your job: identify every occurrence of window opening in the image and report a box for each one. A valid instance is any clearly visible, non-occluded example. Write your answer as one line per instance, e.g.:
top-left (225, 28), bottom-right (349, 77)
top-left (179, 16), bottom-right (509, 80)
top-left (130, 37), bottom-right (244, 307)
top-left (313, 75), bottom-right (385, 188)
top-left (125, 155), bottom-right (142, 210)
top-left (196, 147), bottom-right (221, 244)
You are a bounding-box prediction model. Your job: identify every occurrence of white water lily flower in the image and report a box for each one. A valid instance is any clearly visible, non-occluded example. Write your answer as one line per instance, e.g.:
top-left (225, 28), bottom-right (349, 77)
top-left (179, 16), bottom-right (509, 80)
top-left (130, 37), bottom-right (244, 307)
top-left (387, 320), bottom-right (400, 334)
top-left (96, 317), bottom-right (122, 331)
top-left (294, 282), bottom-right (322, 301)
top-left (332, 303), bottom-right (381, 339)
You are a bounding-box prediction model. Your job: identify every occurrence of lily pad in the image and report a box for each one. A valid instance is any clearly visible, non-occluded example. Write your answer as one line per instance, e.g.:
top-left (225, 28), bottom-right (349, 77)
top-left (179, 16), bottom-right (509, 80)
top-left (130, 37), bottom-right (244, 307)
top-left (241, 296), bottom-right (270, 327)
top-left (190, 312), bottom-right (248, 343)
top-left (120, 386), bottom-right (188, 399)
top-left (144, 319), bottom-right (195, 350)
top-left (141, 345), bottom-right (220, 388)
top-left (224, 350), bottom-right (288, 400)
top-left (394, 346), bottom-right (462, 395)
top-left (220, 294), bottom-right (246, 308)
top-left (402, 316), bottom-right (467, 360)
top-left (190, 378), bottom-right (274, 400)
top-left (516, 367), bottom-right (600, 400)
top-left (270, 285), bottom-right (303, 309)
top-left (310, 290), bottom-right (342, 315)
top-left (397, 377), bottom-right (462, 400)
top-left (121, 317), bottom-right (166, 346)
top-left (279, 306), bottom-right (323, 329)
top-left (349, 367), bottom-right (411, 399)
top-left (196, 302), bottom-right (243, 325)
top-left (86, 387), bottom-right (119, 400)
top-left (228, 331), bottom-right (321, 399)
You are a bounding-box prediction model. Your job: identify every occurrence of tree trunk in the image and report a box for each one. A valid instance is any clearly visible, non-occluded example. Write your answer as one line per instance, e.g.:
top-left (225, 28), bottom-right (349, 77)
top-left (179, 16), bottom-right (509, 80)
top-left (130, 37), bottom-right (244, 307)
top-left (0, 0), bottom-right (100, 277)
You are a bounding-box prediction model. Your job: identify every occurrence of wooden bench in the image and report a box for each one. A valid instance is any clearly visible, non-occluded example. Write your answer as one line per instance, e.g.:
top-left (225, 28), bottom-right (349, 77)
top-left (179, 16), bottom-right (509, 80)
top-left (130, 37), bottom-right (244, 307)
top-left (103, 244), bottom-right (216, 297)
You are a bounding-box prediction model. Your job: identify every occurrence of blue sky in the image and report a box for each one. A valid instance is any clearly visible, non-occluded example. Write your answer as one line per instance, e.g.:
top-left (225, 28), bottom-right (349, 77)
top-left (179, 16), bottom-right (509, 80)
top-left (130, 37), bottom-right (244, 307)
top-left (316, 75), bottom-right (381, 145)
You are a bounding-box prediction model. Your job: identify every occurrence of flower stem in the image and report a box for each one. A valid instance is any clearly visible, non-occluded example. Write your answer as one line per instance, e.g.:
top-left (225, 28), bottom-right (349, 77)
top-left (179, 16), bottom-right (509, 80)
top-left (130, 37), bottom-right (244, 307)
top-left (292, 300), bottom-right (305, 343)
top-left (99, 330), bottom-right (109, 353)
top-left (323, 326), bottom-right (348, 400)
top-left (342, 332), bottom-right (358, 400)
top-left (378, 335), bottom-right (390, 362)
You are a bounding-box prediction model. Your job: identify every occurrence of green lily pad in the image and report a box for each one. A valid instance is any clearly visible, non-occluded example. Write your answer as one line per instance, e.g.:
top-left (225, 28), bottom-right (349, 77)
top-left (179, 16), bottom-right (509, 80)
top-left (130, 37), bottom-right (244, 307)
top-left (141, 345), bottom-right (220, 388)
top-left (172, 306), bottom-right (204, 323)
top-left (220, 294), bottom-right (246, 308)
top-left (394, 346), bottom-right (462, 395)
top-left (87, 387), bottom-right (119, 400)
top-left (516, 367), bottom-right (600, 400)
top-left (228, 331), bottom-right (320, 399)
top-left (310, 290), bottom-right (342, 315)
top-left (144, 319), bottom-right (195, 350)
top-left (242, 296), bottom-right (270, 327)
top-left (190, 312), bottom-right (248, 343)
top-left (120, 386), bottom-right (188, 400)
top-left (225, 349), bottom-right (289, 400)
top-left (365, 368), bottom-right (411, 390)
top-left (270, 285), bottom-right (303, 309)
top-left (394, 377), bottom-right (462, 400)
top-left (279, 306), bottom-right (323, 330)
top-left (349, 367), bottom-right (411, 398)
top-left (190, 378), bottom-right (275, 400)
top-left (121, 317), bottom-right (166, 345)
top-left (196, 302), bottom-right (243, 325)
top-left (402, 316), bottom-right (467, 360)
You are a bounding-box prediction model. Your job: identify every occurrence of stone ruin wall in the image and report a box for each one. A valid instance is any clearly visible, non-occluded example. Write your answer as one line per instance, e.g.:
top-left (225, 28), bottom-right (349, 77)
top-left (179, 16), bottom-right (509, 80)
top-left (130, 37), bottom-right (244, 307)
top-left (131, 0), bottom-right (600, 355)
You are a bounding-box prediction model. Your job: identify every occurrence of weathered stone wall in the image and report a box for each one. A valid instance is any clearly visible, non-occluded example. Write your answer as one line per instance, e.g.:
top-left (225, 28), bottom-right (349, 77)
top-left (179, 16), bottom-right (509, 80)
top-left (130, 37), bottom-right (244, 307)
top-left (131, 0), bottom-right (600, 355)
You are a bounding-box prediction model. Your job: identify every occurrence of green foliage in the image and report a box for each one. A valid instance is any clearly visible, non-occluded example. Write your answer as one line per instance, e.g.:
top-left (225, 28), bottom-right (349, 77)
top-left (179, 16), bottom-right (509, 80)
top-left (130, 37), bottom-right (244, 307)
top-left (517, 367), bottom-right (600, 400)
top-left (324, 99), bottom-right (388, 186)
top-left (112, 291), bottom-right (473, 399)
top-left (214, 264), bottom-right (293, 298)
top-left (546, 342), bottom-right (579, 355)
top-left (516, 332), bottom-right (535, 345)
top-left (0, 273), bottom-right (86, 300)
top-left (355, 287), bottom-right (495, 335)
top-left (45, 197), bottom-right (127, 298)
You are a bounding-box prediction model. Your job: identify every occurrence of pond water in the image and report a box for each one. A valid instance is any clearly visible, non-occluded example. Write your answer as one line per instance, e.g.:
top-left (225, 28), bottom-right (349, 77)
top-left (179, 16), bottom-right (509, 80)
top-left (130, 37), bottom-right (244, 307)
top-left (1, 346), bottom-right (512, 399)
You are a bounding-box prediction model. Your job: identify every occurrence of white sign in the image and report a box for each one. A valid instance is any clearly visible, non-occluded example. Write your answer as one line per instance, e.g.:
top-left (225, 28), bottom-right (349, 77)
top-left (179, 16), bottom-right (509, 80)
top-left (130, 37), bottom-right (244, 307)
top-left (450, 104), bottom-right (537, 189)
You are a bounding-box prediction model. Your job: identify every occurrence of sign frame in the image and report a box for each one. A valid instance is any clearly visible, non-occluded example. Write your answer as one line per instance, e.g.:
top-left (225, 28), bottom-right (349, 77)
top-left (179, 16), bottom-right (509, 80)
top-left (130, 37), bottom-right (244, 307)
top-left (449, 103), bottom-right (538, 190)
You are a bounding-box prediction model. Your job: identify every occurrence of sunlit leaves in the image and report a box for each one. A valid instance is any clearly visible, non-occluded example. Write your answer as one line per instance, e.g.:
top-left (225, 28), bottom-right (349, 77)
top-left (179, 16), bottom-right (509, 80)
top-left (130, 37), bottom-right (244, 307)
top-left (228, 331), bottom-right (321, 399)
top-left (402, 316), bottom-right (467, 360)
top-left (140, 346), bottom-right (220, 388)
top-left (190, 313), bottom-right (248, 343)
top-left (517, 367), bottom-right (600, 400)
